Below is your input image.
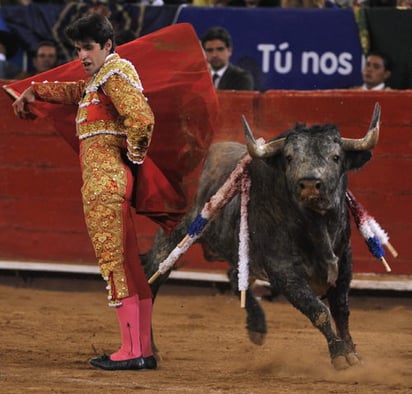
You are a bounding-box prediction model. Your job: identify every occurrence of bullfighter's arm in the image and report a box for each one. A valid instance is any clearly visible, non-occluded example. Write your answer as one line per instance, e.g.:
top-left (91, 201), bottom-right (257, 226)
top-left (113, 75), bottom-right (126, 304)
top-left (31, 80), bottom-right (87, 104)
top-left (103, 73), bottom-right (155, 164)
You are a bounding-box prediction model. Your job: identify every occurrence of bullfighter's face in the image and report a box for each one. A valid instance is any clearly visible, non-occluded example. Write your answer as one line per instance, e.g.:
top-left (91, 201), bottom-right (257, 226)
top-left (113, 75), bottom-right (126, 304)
top-left (73, 39), bottom-right (112, 76)
top-left (203, 39), bottom-right (232, 72)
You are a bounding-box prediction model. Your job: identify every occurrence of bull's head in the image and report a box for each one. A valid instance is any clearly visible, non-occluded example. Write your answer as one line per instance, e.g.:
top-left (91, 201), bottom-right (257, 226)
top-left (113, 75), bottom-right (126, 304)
top-left (242, 103), bottom-right (381, 213)
top-left (242, 103), bottom-right (380, 158)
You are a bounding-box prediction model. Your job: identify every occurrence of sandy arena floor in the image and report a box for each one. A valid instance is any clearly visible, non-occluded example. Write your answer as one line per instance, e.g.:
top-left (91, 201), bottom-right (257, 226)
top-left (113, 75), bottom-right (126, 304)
top-left (0, 273), bottom-right (411, 394)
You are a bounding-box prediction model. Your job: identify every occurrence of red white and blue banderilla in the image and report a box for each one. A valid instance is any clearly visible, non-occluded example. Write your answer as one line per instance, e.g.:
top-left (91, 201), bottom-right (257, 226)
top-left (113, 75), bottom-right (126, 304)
top-left (148, 150), bottom-right (398, 299)
top-left (148, 152), bottom-right (253, 306)
top-left (345, 190), bottom-right (398, 272)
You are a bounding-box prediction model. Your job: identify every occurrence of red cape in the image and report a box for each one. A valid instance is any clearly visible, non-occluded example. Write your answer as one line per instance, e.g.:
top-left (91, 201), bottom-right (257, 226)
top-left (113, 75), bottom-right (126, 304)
top-left (4, 23), bottom-right (219, 233)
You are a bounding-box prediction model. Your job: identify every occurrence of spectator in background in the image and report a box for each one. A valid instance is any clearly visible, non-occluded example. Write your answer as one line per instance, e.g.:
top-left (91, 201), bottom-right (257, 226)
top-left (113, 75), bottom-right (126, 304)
top-left (192, 0), bottom-right (231, 4)
top-left (17, 41), bottom-right (59, 79)
top-left (281, 0), bottom-right (326, 6)
top-left (193, 0), bottom-right (279, 6)
top-left (226, 0), bottom-right (280, 5)
top-left (201, 26), bottom-right (254, 91)
top-left (1, 0), bottom-right (32, 4)
top-left (359, 51), bottom-right (392, 90)
top-left (397, 0), bottom-right (412, 7)
top-left (0, 31), bottom-right (22, 80)
top-left (32, 41), bottom-right (59, 73)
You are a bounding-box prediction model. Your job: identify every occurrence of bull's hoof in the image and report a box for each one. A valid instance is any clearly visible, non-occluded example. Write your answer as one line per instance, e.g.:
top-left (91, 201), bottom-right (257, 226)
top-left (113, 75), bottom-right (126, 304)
top-left (332, 355), bottom-right (350, 370)
top-left (346, 352), bottom-right (361, 366)
top-left (248, 330), bottom-right (265, 345)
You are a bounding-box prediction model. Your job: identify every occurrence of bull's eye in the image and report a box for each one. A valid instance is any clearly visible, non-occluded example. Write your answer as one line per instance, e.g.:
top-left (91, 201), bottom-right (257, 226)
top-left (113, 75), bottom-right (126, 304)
top-left (332, 155), bottom-right (340, 163)
top-left (285, 155), bottom-right (292, 164)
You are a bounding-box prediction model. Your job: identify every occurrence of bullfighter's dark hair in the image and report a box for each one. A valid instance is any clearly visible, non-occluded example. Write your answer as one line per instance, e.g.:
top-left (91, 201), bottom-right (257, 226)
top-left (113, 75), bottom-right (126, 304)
top-left (201, 26), bottom-right (233, 50)
top-left (65, 12), bottom-right (115, 52)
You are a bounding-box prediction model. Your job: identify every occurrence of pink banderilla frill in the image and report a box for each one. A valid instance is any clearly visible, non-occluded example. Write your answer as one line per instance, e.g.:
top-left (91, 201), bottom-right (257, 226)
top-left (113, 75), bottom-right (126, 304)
top-left (148, 152), bottom-right (253, 307)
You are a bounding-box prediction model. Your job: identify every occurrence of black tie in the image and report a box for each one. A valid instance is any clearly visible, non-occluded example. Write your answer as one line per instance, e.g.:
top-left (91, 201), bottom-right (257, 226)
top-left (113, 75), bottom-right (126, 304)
top-left (212, 73), bottom-right (219, 86)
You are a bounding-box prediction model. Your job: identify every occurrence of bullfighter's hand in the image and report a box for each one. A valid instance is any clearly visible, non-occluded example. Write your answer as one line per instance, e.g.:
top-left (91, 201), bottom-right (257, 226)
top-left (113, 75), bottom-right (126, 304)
top-left (12, 86), bottom-right (36, 120)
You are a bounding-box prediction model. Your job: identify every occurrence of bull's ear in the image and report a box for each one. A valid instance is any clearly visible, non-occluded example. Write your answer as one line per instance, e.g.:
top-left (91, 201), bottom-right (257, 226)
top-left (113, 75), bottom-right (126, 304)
top-left (345, 150), bottom-right (372, 171)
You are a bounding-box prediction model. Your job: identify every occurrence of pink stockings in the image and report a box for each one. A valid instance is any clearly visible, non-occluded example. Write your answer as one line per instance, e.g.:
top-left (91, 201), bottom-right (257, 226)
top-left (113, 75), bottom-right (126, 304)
top-left (110, 295), bottom-right (154, 361)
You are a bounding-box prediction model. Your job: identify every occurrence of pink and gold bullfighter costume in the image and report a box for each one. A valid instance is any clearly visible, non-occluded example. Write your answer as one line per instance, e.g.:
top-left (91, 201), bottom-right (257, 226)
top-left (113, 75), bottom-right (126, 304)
top-left (26, 48), bottom-right (156, 370)
top-left (32, 53), bottom-right (154, 306)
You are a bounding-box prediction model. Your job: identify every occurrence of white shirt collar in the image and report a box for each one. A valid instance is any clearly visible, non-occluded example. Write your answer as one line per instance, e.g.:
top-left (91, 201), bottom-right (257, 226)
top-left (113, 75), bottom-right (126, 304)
top-left (211, 65), bottom-right (228, 78)
top-left (361, 82), bottom-right (386, 91)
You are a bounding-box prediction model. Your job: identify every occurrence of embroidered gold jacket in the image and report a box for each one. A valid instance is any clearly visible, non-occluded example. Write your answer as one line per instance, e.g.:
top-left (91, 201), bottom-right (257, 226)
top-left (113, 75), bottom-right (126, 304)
top-left (31, 53), bottom-right (154, 164)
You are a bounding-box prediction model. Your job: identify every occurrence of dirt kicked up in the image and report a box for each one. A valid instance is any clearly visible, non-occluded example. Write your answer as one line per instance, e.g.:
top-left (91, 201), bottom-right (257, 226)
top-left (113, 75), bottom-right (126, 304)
top-left (0, 274), bottom-right (411, 394)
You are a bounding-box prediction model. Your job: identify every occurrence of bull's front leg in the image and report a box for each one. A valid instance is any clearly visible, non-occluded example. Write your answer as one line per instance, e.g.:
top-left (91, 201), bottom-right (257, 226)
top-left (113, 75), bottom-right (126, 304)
top-left (269, 268), bottom-right (354, 370)
top-left (327, 249), bottom-right (361, 367)
top-left (227, 267), bottom-right (267, 345)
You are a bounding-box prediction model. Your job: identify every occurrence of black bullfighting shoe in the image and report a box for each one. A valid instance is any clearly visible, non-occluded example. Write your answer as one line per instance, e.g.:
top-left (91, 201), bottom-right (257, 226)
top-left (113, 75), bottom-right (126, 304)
top-left (143, 355), bottom-right (157, 370)
top-left (89, 354), bottom-right (147, 371)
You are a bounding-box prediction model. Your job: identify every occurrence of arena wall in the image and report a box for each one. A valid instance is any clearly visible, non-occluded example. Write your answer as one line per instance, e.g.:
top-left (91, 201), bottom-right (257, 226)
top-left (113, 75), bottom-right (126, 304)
top-left (0, 87), bottom-right (410, 277)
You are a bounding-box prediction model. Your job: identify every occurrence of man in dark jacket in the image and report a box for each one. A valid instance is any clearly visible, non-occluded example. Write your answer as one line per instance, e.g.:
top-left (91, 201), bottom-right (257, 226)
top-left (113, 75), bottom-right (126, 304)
top-left (201, 26), bottom-right (255, 91)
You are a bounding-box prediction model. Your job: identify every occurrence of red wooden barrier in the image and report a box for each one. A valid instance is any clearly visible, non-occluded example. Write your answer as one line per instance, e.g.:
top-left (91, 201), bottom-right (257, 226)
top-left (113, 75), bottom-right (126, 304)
top-left (1, 86), bottom-right (410, 275)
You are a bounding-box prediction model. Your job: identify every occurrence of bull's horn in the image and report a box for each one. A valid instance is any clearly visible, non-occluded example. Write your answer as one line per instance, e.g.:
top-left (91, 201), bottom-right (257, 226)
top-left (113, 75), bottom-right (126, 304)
top-left (242, 115), bottom-right (285, 158)
top-left (341, 102), bottom-right (380, 151)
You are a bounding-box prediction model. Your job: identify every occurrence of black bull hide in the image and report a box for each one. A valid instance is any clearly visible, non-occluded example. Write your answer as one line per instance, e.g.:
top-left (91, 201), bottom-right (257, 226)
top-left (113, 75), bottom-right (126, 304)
top-left (141, 103), bottom-right (381, 370)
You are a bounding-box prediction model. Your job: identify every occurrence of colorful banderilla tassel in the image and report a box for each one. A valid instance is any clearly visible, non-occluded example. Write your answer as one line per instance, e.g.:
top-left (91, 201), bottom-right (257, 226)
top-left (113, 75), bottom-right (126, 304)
top-left (148, 153), bottom-right (253, 285)
top-left (346, 190), bottom-right (398, 272)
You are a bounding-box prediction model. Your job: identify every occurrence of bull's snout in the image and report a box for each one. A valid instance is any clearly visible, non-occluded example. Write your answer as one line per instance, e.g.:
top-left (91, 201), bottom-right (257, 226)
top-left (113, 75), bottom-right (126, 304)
top-left (298, 178), bottom-right (322, 200)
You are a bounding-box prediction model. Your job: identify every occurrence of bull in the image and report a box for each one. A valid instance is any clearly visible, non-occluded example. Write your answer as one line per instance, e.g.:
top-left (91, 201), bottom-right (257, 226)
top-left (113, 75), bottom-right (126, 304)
top-left (142, 103), bottom-right (381, 370)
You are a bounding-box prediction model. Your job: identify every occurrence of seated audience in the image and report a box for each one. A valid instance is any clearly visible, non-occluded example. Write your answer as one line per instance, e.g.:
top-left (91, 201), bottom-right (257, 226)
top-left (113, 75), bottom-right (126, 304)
top-left (281, 0), bottom-right (326, 6)
top-left (16, 41), bottom-right (59, 79)
top-left (201, 26), bottom-right (255, 91)
top-left (358, 51), bottom-right (392, 90)
top-left (397, 0), bottom-right (412, 7)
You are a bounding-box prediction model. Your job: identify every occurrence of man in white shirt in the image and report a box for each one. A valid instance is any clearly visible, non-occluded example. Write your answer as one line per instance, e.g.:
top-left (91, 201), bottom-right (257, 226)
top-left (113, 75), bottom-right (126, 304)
top-left (201, 26), bottom-right (254, 91)
top-left (361, 51), bottom-right (392, 90)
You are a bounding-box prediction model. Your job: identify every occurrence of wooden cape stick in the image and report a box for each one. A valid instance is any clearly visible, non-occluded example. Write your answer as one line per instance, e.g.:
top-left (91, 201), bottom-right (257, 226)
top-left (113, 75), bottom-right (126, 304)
top-left (3, 85), bottom-right (19, 100)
